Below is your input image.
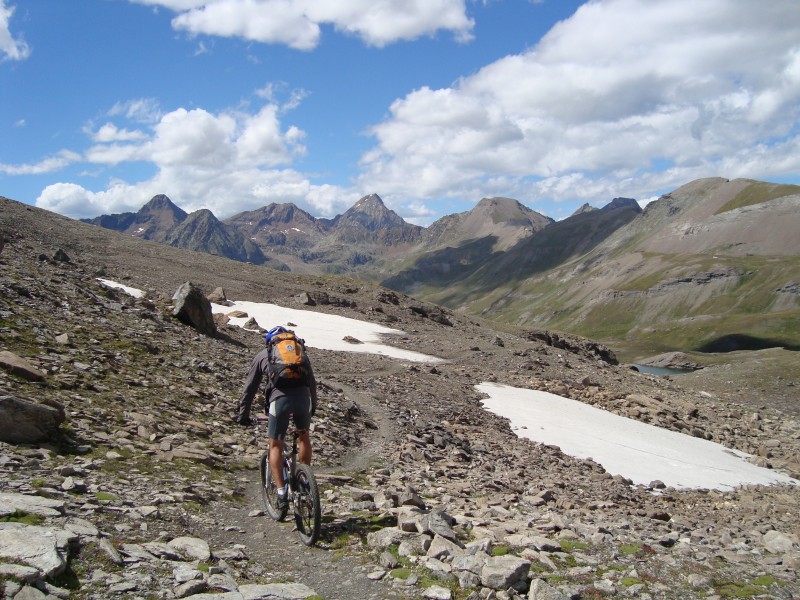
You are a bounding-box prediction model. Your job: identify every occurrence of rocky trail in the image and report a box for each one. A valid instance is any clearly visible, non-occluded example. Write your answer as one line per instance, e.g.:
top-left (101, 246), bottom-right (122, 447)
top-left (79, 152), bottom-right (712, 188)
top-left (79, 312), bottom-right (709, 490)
top-left (2, 198), bottom-right (800, 599)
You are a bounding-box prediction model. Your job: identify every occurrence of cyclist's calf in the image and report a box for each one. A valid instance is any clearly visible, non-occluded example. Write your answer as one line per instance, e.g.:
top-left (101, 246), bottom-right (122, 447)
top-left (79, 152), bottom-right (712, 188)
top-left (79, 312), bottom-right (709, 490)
top-left (296, 430), bottom-right (312, 465)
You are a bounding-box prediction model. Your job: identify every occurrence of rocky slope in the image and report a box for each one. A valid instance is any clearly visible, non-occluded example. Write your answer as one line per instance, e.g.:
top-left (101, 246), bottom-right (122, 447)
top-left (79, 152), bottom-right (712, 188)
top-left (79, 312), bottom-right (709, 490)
top-left (1, 196), bottom-right (799, 599)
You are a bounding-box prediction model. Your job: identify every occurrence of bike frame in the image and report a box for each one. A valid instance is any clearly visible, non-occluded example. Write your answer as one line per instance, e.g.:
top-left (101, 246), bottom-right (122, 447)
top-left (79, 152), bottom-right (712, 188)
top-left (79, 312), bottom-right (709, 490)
top-left (257, 418), bottom-right (320, 546)
top-left (282, 429), bottom-right (304, 499)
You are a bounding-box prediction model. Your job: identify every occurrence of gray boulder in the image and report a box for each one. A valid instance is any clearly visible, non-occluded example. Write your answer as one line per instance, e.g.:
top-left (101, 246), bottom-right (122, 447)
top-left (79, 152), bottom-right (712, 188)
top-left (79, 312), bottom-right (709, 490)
top-left (168, 536), bottom-right (211, 562)
top-left (0, 351), bottom-right (45, 381)
top-left (0, 525), bottom-right (72, 578)
top-left (763, 530), bottom-right (796, 554)
top-left (480, 554), bottom-right (531, 591)
top-left (529, 578), bottom-right (570, 600)
top-left (0, 396), bottom-right (65, 444)
top-left (206, 286), bottom-right (229, 304)
top-left (172, 282), bottom-right (217, 336)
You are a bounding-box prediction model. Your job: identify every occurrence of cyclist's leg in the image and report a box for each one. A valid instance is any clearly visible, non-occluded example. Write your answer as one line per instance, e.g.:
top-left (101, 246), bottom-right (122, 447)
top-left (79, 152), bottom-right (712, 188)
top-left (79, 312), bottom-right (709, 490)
top-left (268, 396), bottom-right (291, 488)
top-left (297, 430), bottom-right (312, 465)
top-left (290, 393), bottom-right (313, 465)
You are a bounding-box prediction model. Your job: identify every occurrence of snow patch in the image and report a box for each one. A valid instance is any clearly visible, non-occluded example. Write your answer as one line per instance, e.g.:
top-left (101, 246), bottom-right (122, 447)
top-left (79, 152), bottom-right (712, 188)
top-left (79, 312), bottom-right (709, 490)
top-left (97, 279), bottom-right (145, 298)
top-left (215, 301), bottom-right (441, 363)
top-left (477, 382), bottom-right (798, 491)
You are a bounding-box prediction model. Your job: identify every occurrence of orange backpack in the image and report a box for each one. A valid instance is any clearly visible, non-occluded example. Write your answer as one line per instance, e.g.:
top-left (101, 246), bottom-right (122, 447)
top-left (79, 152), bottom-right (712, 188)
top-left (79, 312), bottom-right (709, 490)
top-left (267, 330), bottom-right (309, 387)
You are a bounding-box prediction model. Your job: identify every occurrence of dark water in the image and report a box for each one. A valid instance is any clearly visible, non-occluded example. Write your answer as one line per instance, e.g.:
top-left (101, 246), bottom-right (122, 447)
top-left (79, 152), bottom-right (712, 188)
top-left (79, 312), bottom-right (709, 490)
top-left (633, 364), bottom-right (693, 376)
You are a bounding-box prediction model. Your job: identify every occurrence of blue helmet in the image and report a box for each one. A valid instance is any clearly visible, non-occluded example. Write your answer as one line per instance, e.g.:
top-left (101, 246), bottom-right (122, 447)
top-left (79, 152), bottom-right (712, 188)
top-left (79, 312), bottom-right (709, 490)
top-left (265, 325), bottom-right (287, 345)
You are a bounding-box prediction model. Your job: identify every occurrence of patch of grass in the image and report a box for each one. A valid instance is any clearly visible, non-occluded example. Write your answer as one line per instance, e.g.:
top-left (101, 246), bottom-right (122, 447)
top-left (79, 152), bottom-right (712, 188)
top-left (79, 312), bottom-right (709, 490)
top-left (0, 510), bottom-right (45, 526)
top-left (714, 581), bottom-right (767, 598)
top-left (390, 567), bottom-right (412, 580)
top-left (181, 501), bottom-right (205, 513)
top-left (712, 574), bottom-right (784, 599)
top-left (364, 514), bottom-right (396, 533)
top-left (227, 460), bottom-right (253, 471)
top-left (619, 543), bottom-right (642, 556)
top-left (552, 553), bottom-right (577, 569)
top-left (621, 576), bottom-right (644, 587)
top-left (528, 561), bottom-right (551, 575)
top-left (490, 544), bottom-right (511, 556)
top-left (559, 539), bottom-right (590, 552)
top-left (716, 181), bottom-right (800, 214)
top-left (330, 532), bottom-right (353, 550)
top-left (94, 491), bottom-right (118, 502)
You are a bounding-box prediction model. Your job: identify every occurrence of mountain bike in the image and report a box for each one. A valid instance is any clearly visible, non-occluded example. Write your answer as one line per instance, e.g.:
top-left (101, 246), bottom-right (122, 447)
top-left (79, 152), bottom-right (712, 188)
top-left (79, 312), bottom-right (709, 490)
top-left (258, 423), bottom-right (321, 546)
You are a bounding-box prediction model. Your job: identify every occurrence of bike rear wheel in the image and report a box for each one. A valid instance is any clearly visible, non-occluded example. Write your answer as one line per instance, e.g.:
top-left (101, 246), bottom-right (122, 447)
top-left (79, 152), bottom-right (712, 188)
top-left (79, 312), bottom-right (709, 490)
top-left (260, 452), bottom-right (288, 521)
top-left (293, 463), bottom-right (321, 546)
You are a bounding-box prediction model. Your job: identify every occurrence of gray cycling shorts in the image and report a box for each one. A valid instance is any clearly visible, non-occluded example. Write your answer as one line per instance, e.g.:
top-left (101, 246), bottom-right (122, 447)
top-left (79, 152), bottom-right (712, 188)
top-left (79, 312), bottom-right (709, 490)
top-left (267, 389), bottom-right (312, 440)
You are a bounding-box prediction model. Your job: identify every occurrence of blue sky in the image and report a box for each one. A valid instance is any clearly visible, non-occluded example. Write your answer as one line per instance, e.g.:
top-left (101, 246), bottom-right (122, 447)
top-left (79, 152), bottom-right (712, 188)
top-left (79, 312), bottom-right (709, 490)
top-left (2, 0), bottom-right (799, 225)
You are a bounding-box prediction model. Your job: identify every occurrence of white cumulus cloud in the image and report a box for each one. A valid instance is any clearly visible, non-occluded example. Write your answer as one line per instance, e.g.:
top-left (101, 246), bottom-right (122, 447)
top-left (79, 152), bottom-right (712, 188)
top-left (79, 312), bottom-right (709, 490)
top-left (358, 0), bottom-right (800, 207)
top-left (0, 151), bottom-right (81, 175)
top-left (0, 0), bottom-right (29, 60)
top-left (131, 0), bottom-right (473, 49)
top-left (36, 96), bottom-right (351, 220)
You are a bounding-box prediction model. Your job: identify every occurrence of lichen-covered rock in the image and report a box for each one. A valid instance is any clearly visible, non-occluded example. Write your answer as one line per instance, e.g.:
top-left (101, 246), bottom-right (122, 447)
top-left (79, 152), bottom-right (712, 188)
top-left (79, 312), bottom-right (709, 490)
top-left (0, 396), bottom-right (64, 443)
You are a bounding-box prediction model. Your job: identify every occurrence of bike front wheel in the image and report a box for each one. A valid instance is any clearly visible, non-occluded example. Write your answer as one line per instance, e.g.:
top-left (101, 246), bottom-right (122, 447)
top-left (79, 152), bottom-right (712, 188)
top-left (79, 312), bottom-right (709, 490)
top-left (293, 463), bottom-right (321, 546)
top-left (260, 452), bottom-right (288, 521)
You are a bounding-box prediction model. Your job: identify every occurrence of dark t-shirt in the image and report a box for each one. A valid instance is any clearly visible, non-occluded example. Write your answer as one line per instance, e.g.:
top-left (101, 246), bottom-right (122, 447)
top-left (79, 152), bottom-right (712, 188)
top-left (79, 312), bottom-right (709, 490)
top-left (236, 346), bottom-right (318, 420)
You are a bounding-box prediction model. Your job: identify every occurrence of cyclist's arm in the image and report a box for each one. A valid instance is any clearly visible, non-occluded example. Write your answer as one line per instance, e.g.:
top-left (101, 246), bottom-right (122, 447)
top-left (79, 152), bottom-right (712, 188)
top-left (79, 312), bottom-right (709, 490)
top-left (305, 357), bottom-right (318, 417)
top-left (238, 349), bottom-right (269, 414)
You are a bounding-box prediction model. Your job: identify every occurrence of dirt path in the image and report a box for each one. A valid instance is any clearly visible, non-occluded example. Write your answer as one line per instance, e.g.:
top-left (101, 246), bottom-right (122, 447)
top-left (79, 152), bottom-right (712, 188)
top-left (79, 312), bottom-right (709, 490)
top-left (318, 377), bottom-right (400, 475)
top-left (194, 371), bottom-right (418, 599)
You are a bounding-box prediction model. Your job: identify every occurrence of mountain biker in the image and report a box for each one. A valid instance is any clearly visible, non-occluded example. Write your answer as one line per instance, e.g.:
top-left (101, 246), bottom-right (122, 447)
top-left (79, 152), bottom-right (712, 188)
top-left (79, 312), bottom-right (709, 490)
top-left (235, 326), bottom-right (318, 507)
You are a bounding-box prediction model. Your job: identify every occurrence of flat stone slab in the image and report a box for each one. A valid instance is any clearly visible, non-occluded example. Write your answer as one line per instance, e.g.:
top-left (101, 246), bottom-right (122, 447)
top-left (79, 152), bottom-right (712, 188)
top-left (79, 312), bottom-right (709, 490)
top-left (0, 351), bottom-right (45, 381)
top-left (0, 493), bottom-right (65, 518)
top-left (0, 526), bottom-right (66, 578)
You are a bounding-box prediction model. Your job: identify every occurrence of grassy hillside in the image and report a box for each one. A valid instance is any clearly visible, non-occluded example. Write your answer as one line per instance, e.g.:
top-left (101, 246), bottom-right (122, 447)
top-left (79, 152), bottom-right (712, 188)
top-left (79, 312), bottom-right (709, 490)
top-left (401, 179), bottom-right (800, 362)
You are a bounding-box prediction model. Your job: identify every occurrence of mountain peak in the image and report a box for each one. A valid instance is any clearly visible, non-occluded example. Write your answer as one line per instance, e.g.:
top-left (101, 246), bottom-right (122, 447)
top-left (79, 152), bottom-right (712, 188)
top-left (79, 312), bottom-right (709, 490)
top-left (143, 194), bottom-right (175, 209)
top-left (349, 193), bottom-right (387, 214)
top-left (571, 203), bottom-right (598, 217)
top-left (139, 194), bottom-right (186, 217)
top-left (360, 193), bottom-right (384, 204)
top-left (602, 197), bottom-right (641, 212)
top-left (185, 208), bottom-right (218, 223)
top-left (334, 194), bottom-right (421, 245)
top-left (342, 194), bottom-right (399, 222)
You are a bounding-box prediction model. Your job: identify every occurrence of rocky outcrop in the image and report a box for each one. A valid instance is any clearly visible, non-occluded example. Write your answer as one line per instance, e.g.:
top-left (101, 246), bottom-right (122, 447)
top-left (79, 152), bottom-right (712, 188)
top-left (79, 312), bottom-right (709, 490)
top-left (172, 282), bottom-right (217, 336)
top-left (637, 351), bottom-right (702, 371)
top-left (522, 329), bottom-right (618, 365)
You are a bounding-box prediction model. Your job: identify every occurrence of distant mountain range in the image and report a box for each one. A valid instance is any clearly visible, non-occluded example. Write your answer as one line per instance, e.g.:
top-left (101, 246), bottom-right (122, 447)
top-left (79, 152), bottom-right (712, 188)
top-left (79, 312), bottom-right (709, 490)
top-left (82, 178), bottom-right (800, 357)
